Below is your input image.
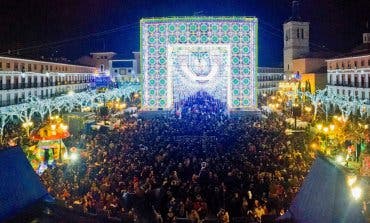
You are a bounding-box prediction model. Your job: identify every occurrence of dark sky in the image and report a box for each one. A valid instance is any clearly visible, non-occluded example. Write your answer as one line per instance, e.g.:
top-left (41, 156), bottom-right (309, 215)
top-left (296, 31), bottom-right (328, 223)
top-left (0, 0), bottom-right (369, 67)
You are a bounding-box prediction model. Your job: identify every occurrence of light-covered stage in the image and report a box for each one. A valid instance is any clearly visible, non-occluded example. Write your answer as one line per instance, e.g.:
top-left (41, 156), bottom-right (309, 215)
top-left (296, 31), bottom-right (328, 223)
top-left (140, 17), bottom-right (259, 115)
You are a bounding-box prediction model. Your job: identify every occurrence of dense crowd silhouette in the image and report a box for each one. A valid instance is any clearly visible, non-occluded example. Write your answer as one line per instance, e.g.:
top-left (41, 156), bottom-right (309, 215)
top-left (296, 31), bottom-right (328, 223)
top-left (41, 92), bottom-right (313, 222)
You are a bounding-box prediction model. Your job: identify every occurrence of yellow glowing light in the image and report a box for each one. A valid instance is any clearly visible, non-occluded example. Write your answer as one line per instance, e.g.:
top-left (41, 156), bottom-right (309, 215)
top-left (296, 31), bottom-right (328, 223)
top-left (329, 124), bottom-right (335, 131)
top-left (63, 152), bottom-right (69, 160)
top-left (323, 127), bottom-right (329, 133)
top-left (60, 124), bottom-right (68, 131)
top-left (351, 187), bottom-right (362, 200)
top-left (336, 155), bottom-right (344, 164)
top-left (51, 124), bottom-right (56, 130)
top-left (310, 143), bottom-right (317, 149)
top-left (316, 124), bottom-right (323, 131)
top-left (347, 176), bottom-right (357, 187)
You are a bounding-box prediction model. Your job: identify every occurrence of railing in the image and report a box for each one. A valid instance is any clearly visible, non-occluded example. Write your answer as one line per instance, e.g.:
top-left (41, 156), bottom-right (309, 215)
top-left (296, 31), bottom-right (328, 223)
top-left (329, 82), bottom-right (370, 88)
top-left (0, 81), bottom-right (90, 91)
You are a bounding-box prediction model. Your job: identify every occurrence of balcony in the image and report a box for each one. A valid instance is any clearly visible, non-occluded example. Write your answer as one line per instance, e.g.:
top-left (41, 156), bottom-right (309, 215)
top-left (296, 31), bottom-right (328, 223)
top-left (330, 81), bottom-right (369, 88)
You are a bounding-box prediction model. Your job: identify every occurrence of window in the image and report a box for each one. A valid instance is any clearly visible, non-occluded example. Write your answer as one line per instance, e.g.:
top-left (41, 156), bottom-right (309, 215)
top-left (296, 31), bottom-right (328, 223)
top-left (354, 61), bottom-right (357, 68)
top-left (301, 28), bottom-right (304, 39)
top-left (14, 62), bottom-right (18, 70)
top-left (297, 28), bottom-right (299, 38)
top-left (28, 64), bottom-right (31, 71)
top-left (50, 65), bottom-right (53, 71)
top-left (33, 64), bottom-right (37, 70)
top-left (361, 61), bottom-right (365, 67)
top-left (368, 60), bottom-right (370, 66)
top-left (0, 62), bottom-right (2, 70)
top-left (6, 63), bottom-right (10, 69)
top-left (45, 65), bottom-right (48, 70)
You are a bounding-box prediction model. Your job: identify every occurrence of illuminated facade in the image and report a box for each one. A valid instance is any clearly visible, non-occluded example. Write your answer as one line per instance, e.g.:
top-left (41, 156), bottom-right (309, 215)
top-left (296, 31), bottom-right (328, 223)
top-left (257, 67), bottom-right (284, 95)
top-left (0, 56), bottom-right (95, 106)
top-left (140, 17), bottom-right (258, 111)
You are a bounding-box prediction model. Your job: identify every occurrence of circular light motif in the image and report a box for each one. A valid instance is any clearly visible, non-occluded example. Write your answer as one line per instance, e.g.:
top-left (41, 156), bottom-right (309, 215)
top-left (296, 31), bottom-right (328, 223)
top-left (212, 25), bottom-right (218, 32)
top-left (232, 57), bottom-right (240, 65)
top-left (222, 35), bottom-right (229, 43)
top-left (232, 24), bottom-right (239, 31)
top-left (243, 99), bottom-right (250, 106)
top-left (243, 67), bottom-right (250, 74)
top-left (200, 24), bottom-right (208, 32)
top-left (159, 89), bottom-right (166, 95)
top-left (159, 36), bottom-right (166, 44)
top-left (233, 67), bottom-right (240, 74)
top-left (159, 47), bottom-right (166, 54)
top-left (232, 78), bottom-right (239, 85)
top-left (190, 35), bottom-right (198, 43)
top-left (243, 46), bottom-right (250, 53)
top-left (179, 24), bottom-right (186, 32)
top-left (159, 25), bottom-right (166, 33)
top-left (222, 24), bottom-right (229, 32)
top-left (233, 89), bottom-right (239, 95)
top-left (149, 79), bottom-right (155, 86)
top-left (242, 25), bottom-right (250, 31)
top-left (232, 36), bottom-right (240, 43)
top-left (159, 99), bottom-right (166, 106)
top-left (200, 35), bottom-right (208, 43)
top-left (190, 24), bottom-right (197, 32)
top-left (232, 46), bottom-right (239, 53)
top-left (243, 89), bottom-right (250, 95)
top-left (242, 35), bottom-right (250, 43)
top-left (159, 57), bottom-right (166, 65)
top-left (159, 79), bottom-right (166, 85)
top-left (179, 35), bottom-right (187, 43)
top-left (211, 36), bottom-right (219, 43)
top-left (148, 36), bottom-right (156, 44)
top-left (243, 78), bottom-right (250, 85)
top-left (233, 99), bottom-right (240, 106)
top-left (149, 99), bottom-right (156, 105)
top-left (148, 26), bottom-right (156, 33)
top-left (149, 47), bottom-right (155, 54)
top-left (148, 58), bottom-right (156, 65)
top-left (149, 68), bottom-right (156, 75)
top-left (149, 89), bottom-right (155, 95)
top-left (169, 35), bottom-right (176, 43)
top-left (159, 68), bottom-right (166, 75)
top-left (243, 57), bottom-right (250, 64)
top-left (168, 24), bottom-right (175, 32)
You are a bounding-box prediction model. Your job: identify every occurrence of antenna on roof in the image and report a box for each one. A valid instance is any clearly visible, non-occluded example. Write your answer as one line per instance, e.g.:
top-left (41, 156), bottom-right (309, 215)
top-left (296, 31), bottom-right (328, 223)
top-left (289, 0), bottom-right (302, 21)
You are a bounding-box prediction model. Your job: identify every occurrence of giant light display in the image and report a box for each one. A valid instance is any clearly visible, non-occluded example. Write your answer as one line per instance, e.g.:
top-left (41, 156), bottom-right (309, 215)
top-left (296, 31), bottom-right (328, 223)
top-left (141, 17), bottom-right (258, 111)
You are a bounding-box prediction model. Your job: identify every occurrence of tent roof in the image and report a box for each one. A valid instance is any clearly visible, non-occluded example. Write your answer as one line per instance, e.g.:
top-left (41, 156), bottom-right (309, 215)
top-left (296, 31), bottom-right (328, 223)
top-left (0, 147), bottom-right (48, 221)
top-left (278, 155), bottom-right (365, 223)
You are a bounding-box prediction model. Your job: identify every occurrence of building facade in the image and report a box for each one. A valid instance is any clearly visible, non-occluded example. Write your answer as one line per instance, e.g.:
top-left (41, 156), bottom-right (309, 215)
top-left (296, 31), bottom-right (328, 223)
top-left (326, 33), bottom-right (370, 113)
top-left (109, 59), bottom-right (139, 83)
top-left (0, 56), bottom-right (95, 106)
top-left (257, 67), bottom-right (284, 96)
top-left (292, 57), bottom-right (327, 92)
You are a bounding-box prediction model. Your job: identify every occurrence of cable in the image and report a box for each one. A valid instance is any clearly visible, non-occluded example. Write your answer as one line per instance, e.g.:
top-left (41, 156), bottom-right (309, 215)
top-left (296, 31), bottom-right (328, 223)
top-left (0, 22), bottom-right (140, 55)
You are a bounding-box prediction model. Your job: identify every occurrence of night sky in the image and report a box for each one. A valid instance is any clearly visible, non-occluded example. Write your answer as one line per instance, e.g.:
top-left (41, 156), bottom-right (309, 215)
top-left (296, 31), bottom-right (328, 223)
top-left (0, 0), bottom-right (369, 67)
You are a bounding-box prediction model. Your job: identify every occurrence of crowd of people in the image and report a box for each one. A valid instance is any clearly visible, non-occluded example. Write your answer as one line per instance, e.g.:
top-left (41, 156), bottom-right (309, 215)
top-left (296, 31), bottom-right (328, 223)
top-left (41, 92), bottom-right (313, 222)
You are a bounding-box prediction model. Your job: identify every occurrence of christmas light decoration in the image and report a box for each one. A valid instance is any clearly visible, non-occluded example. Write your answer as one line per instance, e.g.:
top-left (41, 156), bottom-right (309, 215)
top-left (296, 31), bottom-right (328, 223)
top-left (140, 17), bottom-right (258, 111)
